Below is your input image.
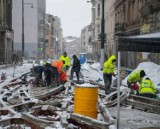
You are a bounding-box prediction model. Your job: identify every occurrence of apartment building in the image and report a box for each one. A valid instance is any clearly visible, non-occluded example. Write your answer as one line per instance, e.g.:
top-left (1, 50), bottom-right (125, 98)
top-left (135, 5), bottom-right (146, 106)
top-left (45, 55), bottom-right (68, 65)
top-left (53, 16), bottom-right (63, 58)
top-left (0, 0), bottom-right (13, 64)
top-left (12, 0), bottom-right (46, 60)
top-left (81, 25), bottom-right (92, 59)
top-left (115, 0), bottom-right (160, 68)
top-left (45, 14), bottom-right (54, 59)
top-left (89, 0), bottom-right (101, 61)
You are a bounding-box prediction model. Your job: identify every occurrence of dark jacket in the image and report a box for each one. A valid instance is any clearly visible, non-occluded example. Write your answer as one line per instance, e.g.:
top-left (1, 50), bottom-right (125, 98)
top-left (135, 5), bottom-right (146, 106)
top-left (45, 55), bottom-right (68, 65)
top-left (72, 55), bottom-right (80, 72)
top-left (44, 63), bottom-right (51, 81)
top-left (34, 66), bottom-right (44, 79)
top-left (49, 66), bottom-right (60, 82)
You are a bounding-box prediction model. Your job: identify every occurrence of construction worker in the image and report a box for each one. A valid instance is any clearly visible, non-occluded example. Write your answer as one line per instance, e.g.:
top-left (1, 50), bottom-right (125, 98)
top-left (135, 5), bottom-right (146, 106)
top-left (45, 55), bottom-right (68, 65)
top-left (70, 55), bottom-right (81, 83)
top-left (44, 62), bottom-right (60, 87)
top-left (52, 60), bottom-right (67, 84)
top-left (32, 65), bottom-right (44, 86)
top-left (60, 52), bottom-right (70, 71)
top-left (127, 70), bottom-right (146, 93)
top-left (52, 60), bottom-right (64, 73)
top-left (60, 71), bottom-right (67, 84)
top-left (139, 77), bottom-right (156, 98)
top-left (103, 55), bottom-right (116, 95)
top-left (44, 62), bottom-right (52, 87)
top-left (49, 65), bottom-right (60, 87)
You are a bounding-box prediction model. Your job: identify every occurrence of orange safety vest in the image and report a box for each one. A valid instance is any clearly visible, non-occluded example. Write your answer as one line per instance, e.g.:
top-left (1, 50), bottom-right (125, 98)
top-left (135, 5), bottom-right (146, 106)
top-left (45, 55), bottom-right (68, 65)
top-left (52, 60), bottom-right (64, 73)
top-left (60, 71), bottom-right (67, 82)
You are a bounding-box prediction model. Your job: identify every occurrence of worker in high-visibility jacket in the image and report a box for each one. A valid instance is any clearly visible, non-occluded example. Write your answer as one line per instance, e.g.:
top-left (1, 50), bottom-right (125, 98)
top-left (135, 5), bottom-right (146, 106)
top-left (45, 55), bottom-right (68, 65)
top-left (52, 60), bottom-right (67, 84)
top-left (139, 77), bottom-right (156, 98)
top-left (52, 60), bottom-right (64, 73)
top-left (60, 52), bottom-right (70, 71)
top-left (103, 55), bottom-right (116, 95)
top-left (60, 71), bottom-right (67, 84)
top-left (127, 70), bottom-right (146, 92)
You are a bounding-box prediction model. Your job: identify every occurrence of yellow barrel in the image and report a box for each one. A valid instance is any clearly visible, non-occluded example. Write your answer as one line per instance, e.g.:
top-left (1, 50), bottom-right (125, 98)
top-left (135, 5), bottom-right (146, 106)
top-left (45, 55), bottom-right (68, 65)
top-left (74, 85), bottom-right (98, 119)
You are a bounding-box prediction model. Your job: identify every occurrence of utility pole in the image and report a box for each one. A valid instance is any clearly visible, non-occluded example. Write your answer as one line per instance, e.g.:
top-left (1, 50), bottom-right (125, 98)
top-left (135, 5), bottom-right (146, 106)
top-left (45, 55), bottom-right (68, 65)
top-left (22, 0), bottom-right (25, 59)
top-left (43, 4), bottom-right (46, 59)
top-left (100, 0), bottom-right (105, 67)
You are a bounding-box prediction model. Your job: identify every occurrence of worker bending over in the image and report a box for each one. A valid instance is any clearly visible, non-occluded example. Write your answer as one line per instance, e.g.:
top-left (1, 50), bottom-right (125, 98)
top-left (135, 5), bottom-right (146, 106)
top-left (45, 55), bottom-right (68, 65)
top-left (139, 77), bottom-right (156, 98)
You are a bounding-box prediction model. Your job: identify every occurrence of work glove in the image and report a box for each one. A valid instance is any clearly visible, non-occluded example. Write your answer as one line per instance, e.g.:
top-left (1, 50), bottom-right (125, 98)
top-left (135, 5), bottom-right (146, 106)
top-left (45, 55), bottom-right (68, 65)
top-left (131, 83), bottom-right (135, 87)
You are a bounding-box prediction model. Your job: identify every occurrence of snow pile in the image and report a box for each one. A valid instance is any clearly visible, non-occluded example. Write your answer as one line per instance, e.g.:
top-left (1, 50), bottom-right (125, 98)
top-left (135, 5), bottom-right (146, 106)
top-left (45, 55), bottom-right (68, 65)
top-left (122, 62), bottom-right (160, 89)
top-left (81, 63), bottom-right (104, 85)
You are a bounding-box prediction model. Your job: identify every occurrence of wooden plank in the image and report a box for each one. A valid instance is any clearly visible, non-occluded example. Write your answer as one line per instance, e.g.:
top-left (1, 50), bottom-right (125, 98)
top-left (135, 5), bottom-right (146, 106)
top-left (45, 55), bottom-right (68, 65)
top-left (123, 99), bottom-right (160, 114)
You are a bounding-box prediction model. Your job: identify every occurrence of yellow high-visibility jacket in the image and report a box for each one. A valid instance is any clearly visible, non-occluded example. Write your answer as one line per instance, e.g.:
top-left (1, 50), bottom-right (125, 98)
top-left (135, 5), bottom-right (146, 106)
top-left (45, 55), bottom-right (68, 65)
top-left (103, 55), bottom-right (116, 74)
top-left (60, 55), bottom-right (70, 67)
top-left (139, 79), bottom-right (156, 95)
top-left (127, 70), bottom-right (143, 84)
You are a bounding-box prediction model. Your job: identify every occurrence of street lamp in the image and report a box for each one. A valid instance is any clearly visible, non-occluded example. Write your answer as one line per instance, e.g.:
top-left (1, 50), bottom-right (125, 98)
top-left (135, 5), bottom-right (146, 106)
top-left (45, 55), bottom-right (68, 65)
top-left (22, 0), bottom-right (24, 58)
top-left (100, 0), bottom-right (105, 67)
top-left (22, 0), bottom-right (33, 59)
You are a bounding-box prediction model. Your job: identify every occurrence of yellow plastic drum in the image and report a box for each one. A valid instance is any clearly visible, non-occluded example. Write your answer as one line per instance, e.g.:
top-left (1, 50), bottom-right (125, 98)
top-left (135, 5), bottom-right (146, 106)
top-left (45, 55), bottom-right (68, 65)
top-left (74, 84), bottom-right (98, 119)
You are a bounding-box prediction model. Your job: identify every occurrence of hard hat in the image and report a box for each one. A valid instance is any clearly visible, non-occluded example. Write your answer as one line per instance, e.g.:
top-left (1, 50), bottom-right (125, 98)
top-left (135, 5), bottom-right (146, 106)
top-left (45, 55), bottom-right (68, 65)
top-left (42, 61), bottom-right (46, 66)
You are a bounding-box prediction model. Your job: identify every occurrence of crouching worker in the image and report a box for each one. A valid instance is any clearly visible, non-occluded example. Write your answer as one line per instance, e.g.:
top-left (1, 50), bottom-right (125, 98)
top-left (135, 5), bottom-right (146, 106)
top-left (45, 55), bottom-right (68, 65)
top-left (44, 63), bottom-right (51, 87)
top-left (33, 65), bottom-right (44, 86)
top-left (139, 77), bottom-right (156, 98)
top-left (127, 70), bottom-right (146, 94)
top-left (49, 65), bottom-right (60, 87)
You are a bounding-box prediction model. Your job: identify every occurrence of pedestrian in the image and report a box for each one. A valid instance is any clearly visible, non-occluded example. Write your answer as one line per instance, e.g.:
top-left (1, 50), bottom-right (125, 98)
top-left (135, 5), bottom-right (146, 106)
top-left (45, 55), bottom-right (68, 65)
top-left (103, 55), bottom-right (116, 95)
top-left (70, 55), bottom-right (81, 83)
top-left (139, 77), bottom-right (156, 98)
top-left (60, 52), bottom-right (70, 71)
top-left (127, 69), bottom-right (146, 94)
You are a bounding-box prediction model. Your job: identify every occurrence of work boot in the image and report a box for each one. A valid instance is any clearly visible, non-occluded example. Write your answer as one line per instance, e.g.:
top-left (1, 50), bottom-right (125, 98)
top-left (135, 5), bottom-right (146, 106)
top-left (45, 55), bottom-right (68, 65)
top-left (76, 80), bottom-right (81, 84)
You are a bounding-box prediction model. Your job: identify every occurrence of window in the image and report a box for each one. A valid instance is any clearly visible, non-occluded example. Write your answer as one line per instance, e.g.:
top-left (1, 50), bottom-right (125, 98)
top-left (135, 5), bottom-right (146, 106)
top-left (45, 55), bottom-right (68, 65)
top-left (97, 24), bottom-right (100, 33)
top-left (97, 4), bottom-right (100, 17)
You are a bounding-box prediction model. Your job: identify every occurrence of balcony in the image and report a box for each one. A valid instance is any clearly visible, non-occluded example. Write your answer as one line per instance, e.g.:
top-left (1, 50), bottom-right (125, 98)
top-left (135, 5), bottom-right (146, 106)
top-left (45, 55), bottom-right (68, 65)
top-left (140, 0), bottom-right (160, 17)
top-left (115, 23), bottom-right (126, 36)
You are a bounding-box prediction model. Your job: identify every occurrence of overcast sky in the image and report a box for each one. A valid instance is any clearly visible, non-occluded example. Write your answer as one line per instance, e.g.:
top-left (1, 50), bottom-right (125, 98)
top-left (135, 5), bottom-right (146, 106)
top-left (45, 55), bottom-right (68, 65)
top-left (46, 0), bottom-right (92, 37)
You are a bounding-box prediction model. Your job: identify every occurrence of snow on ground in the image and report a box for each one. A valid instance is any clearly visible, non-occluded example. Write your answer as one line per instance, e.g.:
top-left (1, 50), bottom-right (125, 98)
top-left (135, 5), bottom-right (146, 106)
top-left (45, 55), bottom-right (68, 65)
top-left (0, 63), bottom-right (34, 89)
top-left (81, 62), bottom-right (104, 85)
top-left (122, 62), bottom-right (160, 89)
top-left (1, 61), bottom-right (160, 89)
top-left (108, 106), bottom-right (160, 129)
top-left (0, 61), bottom-right (160, 128)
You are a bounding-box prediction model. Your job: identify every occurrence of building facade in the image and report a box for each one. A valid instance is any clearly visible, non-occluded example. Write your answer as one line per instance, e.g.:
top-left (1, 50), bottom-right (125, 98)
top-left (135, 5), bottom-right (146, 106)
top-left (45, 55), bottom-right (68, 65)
top-left (105, 0), bottom-right (115, 59)
top-left (89, 0), bottom-right (101, 62)
top-left (64, 36), bottom-right (81, 58)
top-left (45, 14), bottom-right (54, 59)
top-left (115, 0), bottom-right (160, 68)
top-left (0, 0), bottom-right (13, 64)
top-left (53, 16), bottom-right (63, 59)
top-left (12, 0), bottom-right (46, 60)
top-left (81, 25), bottom-right (92, 60)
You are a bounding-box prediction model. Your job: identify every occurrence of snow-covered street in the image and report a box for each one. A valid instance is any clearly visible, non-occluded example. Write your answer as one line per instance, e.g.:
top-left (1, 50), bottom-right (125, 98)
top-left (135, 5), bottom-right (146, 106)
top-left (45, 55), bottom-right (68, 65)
top-left (0, 61), bottom-right (160, 129)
